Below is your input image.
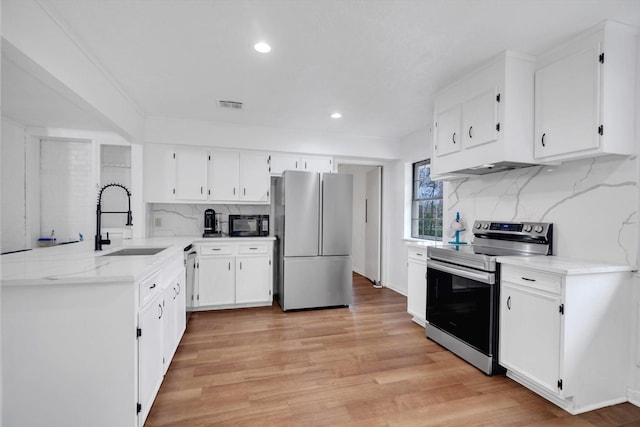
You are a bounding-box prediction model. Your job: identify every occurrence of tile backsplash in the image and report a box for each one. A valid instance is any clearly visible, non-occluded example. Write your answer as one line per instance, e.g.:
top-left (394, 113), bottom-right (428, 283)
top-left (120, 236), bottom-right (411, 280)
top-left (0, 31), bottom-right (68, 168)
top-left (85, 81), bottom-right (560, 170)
top-left (444, 155), bottom-right (638, 266)
top-left (150, 204), bottom-right (270, 237)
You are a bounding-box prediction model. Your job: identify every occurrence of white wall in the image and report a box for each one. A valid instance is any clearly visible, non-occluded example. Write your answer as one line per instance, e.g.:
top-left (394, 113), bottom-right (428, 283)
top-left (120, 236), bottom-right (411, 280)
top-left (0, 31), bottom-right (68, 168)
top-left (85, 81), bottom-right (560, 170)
top-left (2, 0), bottom-right (144, 142)
top-left (145, 116), bottom-right (399, 160)
top-left (1, 117), bottom-right (27, 253)
top-left (337, 164), bottom-right (377, 275)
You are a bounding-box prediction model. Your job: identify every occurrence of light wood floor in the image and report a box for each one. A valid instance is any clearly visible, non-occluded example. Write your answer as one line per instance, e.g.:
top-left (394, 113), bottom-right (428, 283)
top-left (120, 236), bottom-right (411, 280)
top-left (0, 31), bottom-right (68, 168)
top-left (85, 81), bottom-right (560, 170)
top-left (146, 273), bottom-right (640, 426)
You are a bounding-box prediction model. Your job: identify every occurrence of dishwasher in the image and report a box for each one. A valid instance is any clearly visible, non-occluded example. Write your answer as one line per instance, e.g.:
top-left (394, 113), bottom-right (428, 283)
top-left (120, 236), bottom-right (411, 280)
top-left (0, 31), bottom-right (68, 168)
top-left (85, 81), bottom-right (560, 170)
top-left (184, 244), bottom-right (197, 321)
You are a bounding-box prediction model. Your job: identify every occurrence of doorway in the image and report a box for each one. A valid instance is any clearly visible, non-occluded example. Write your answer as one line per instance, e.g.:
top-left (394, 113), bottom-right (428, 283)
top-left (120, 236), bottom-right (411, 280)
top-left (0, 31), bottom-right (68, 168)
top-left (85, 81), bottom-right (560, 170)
top-left (337, 164), bottom-right (382, 287)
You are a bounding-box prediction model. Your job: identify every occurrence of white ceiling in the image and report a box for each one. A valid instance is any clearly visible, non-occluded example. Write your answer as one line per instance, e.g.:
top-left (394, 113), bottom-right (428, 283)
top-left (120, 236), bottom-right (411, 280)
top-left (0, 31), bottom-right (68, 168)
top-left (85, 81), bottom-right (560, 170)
top-left (5, 0), bottom-right (640, 141)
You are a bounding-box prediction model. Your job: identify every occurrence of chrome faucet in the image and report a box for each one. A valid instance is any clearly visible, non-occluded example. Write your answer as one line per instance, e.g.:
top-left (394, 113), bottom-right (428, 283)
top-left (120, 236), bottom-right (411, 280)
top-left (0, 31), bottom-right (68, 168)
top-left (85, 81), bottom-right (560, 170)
top-left (95, 183), bottom-right (133, 251)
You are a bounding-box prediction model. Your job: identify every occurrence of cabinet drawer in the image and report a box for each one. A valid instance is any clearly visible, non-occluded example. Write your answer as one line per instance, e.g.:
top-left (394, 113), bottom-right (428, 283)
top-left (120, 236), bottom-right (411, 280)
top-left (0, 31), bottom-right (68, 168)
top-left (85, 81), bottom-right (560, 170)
top-left (198, 244), bottom-right (234, 255)
top-left (238, 243), bottom-right (269, 254)
top-left (139, 271), bottom-right (161, 307)
top-left (501, 265), bottom-right (562, 294)
top-left (407, 246), bottom-right (428, 262)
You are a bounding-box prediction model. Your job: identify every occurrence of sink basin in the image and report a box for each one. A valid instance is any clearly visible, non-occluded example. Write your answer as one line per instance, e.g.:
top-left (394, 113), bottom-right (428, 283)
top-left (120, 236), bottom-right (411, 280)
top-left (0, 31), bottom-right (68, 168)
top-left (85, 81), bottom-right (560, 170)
top-left (103, 247), bottom-right (168, 256)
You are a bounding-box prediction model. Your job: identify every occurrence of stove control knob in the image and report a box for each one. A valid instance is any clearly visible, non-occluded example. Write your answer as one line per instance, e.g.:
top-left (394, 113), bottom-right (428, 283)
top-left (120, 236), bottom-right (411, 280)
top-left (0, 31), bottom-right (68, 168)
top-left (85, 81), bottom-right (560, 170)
top-left (523, 225), bottom-right (532, 232)
top-left (482, 223), bottom-right (489, 229)
top-left (475, 223), bottom-right (482, 229)
top-left (533, 225), bottom-right (544, 233)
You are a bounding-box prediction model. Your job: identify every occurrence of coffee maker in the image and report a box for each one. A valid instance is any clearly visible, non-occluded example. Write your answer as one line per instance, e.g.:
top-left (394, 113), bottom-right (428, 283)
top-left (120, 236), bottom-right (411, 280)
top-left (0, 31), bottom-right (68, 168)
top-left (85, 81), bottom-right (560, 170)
top-left (203, 209), bottom-right (216, 237)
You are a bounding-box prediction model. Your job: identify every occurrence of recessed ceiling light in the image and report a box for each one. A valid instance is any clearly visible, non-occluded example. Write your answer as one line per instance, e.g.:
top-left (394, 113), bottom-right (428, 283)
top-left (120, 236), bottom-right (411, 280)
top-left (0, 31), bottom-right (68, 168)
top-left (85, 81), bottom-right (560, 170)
top-left (254, 42), bottom-right (271, 53)
top-left (330, 112), bottom-right (342, 119)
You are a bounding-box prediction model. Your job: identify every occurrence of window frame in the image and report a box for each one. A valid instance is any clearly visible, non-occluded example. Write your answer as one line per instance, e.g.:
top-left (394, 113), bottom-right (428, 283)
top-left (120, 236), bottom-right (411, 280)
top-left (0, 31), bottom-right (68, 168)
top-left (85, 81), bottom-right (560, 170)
top-left (411, 159), bottom-right (443, 241)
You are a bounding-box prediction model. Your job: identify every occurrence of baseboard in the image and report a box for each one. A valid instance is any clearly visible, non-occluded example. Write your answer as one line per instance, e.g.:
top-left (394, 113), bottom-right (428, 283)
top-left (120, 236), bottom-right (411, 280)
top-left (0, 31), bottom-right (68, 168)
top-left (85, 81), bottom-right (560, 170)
top-left (353, 267), bottom-right (364, 276)
top-left (627, 388), bottom-right (640, 408)
top-left (385, 283), bottom-right (406, 296)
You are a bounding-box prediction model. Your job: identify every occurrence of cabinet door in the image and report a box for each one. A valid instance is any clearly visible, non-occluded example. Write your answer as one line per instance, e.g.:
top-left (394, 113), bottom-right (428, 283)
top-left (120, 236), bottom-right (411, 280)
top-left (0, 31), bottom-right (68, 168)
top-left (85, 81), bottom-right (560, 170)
top-left (462, 88), bottom-right (499, 149)
top-left (144, 144), bottom-right (175, 202)
top-left (302, 157), bottom-right (333, 173)
top-left (198, 256), bottom-right (235, 306)
top-left (209, 150), bottom-right (240, 201)
top-left (534, 40), bottom-right (601, 159)
top-left (269, 154), bottom-right (300, 175)
top-left (407, 258), bottom-right (427, 323)
top-left (173, 269), bottom-right (187, 345)
top-left (434, 104), bottom-right (462, 157)
top-left (240, 152), bottom-right (270, 202)
top-left (175, 147), bottom-right (208, 200)
top-left (236, 255), bottom-right (272, 304)
top-left (138, 291), bottom-right (164, 424)
top-left (499, 282), bottom-right (562, 394)
top-left (162, 285), bottom-right (176, 374)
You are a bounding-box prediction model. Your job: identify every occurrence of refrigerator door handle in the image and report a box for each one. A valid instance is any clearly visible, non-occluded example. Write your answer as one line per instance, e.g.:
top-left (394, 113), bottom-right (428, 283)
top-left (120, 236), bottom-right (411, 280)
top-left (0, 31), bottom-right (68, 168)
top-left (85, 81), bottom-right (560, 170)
top-left (365, 199), bottom-right (368, 223)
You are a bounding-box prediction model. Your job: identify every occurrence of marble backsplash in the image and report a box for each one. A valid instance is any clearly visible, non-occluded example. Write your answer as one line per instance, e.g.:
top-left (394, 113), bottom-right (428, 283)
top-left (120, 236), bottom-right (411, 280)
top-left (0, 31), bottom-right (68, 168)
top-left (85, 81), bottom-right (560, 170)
top-left (444, 155), bottom-right (638, 266)
top-left (149, 203), bottom-right (270, 237)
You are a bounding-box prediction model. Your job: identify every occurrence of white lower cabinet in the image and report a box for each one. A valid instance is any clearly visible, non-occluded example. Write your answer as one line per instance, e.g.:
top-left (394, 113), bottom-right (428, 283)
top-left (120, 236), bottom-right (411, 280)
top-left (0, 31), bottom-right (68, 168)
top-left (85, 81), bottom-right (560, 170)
top-left (162, 267), bottom-right (186, 374)
top-left (198, 255), bottom-right (235, 306)
top-left (498, 262), bottom-right (631, 414)
top-left (138, 290), bottom-right (164, 425)
top-left (406, 246), bottom-right (428, 326)
top-left (195, 239), bottom-right (274, 309)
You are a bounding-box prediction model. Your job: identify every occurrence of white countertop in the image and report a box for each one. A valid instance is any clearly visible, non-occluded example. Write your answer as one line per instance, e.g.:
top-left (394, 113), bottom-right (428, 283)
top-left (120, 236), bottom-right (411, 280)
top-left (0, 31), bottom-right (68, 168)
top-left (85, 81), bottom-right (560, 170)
top-left (403, 238), bottom-right (442, 249)
top-left (1, 235), bottom-right (274, 287)
top-left (496, 255), bottom-right (636, 275)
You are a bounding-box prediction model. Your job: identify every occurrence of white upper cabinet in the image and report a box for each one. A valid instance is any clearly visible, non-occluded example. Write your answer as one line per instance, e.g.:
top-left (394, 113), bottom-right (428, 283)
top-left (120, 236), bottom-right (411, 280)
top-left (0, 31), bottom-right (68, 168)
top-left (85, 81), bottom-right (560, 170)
top-left (144, 143), bottom-right (175, 203)
top-left (175, 147), bottom-right (208, 200)
top-left (209, 149), bottom-right (240, 201)
top-left (434, 103), bottom-right (462, 157)
top-left (209, 150), bottom-right (270, 203)
top-left (462, 87), bottom-right (499, 149)
top-left (240, 152), bottom-right (270, 202)
top-left (534, 21), bottom-right (637, 162)
top-left (269, 154), bottom-right (334, 175)
top-left (431, 50), bottom-right (536, 178)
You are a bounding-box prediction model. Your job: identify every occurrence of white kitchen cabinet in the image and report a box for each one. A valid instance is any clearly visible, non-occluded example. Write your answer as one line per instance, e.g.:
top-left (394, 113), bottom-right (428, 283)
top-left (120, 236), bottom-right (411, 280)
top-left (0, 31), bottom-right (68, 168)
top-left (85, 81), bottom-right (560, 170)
top-left (137, 278), bottom-right (165, 425)
top-left (269, 153), bottom-right (334, 175)
top-left (197, 254), bottom-right (235, 306)
top-left (175, 147), bottom-right (208, 200)
top-left (406, 246), bottom-right (428, 327)
top-left (143, 143), bottom-right (175, 203)
top-left (431, 50), bottom-right (535, 178)
top-left (162, 267), bottom-right (186, 374)
top-left (434, 104), bottom-right (462, 157)
top-left (500, 281), bottom-right (561, 394)
top-left (301, 156), bottom-right (333, 173)
top-left (209, 149), bottom-right (240, 201)
top-left (240, 152), bottom-right (270, 202)
top-left (498, 260), bottom-right (631, 414)
top-left (462, 87), bottom-right (499, 149)
top-left (195, 239), bottom-right (273, 309)
top-left (269, 154), bottom-right (300, 175)
top-left (236, 244), bottom-right (272, 304)
top-left (209, 150), bottom-right (270, 203)
top-left (534, 21), bottom-right (637, 162)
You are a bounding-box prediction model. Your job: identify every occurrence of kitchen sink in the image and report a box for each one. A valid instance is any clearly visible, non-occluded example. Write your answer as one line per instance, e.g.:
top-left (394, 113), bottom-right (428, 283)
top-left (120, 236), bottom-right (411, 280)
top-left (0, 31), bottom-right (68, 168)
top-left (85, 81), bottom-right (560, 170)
top-left (102, 247), bottom-right (168, 256)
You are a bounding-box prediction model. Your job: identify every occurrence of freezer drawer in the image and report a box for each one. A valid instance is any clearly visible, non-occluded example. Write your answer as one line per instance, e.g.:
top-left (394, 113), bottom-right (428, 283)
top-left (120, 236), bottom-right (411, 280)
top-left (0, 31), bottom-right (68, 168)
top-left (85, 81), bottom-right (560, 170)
top-left (280, 256), bottom-right (352, 311)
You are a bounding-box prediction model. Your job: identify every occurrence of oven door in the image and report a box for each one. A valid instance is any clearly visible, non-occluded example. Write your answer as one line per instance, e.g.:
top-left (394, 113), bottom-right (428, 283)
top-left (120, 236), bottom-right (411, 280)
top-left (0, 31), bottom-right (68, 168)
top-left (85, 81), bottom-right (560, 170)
top-left (426, 259), bottom-right (496, 356)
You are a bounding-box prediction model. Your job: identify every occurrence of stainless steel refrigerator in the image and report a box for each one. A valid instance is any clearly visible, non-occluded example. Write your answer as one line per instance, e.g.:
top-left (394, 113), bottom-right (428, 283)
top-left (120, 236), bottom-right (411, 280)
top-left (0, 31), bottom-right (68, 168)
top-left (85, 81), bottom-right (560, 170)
top-left (273, 170), bottom-right (353, 311)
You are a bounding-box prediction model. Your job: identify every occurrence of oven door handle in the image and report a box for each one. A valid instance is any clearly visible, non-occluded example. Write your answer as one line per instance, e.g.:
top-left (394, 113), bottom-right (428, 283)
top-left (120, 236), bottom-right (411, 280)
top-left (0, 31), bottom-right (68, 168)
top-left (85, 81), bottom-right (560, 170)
top-left (427, 259), bottom-right (495, 285)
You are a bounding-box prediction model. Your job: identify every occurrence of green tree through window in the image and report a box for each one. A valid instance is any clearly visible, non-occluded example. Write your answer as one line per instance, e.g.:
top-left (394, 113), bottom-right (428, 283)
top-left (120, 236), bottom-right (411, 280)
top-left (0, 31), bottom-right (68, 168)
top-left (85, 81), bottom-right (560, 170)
top-left (412, 160), bottom-right (443, 240)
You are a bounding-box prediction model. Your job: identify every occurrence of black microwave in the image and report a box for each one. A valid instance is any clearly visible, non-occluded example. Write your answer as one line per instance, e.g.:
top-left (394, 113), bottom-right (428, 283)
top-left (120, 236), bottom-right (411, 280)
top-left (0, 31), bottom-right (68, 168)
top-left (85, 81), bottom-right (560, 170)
top-left (228, 215), bottom-right (269, 237)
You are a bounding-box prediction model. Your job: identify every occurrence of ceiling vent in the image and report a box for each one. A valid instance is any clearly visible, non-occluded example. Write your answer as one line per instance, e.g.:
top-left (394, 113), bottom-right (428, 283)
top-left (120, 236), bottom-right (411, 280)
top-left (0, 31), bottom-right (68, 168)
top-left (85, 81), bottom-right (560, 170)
top-left (218, 100), bottom-right (243, 110)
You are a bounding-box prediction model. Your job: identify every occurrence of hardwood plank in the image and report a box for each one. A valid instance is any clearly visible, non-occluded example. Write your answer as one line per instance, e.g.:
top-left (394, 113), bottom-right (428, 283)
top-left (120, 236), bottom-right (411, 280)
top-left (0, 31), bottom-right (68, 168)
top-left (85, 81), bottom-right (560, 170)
top-left (145, 273), bottom-right (640, 426)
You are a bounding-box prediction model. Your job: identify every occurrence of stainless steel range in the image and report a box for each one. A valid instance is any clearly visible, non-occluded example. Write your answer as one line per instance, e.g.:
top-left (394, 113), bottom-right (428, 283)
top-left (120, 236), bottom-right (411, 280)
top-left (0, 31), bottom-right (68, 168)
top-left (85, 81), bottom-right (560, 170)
top-left (426, 220), bottom-right (553, 375)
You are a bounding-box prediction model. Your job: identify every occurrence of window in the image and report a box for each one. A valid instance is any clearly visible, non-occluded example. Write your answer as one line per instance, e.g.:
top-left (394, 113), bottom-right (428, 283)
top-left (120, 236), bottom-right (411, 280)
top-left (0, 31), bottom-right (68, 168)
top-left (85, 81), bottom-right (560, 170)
top-left (412, 159), bottom-right (443, 240)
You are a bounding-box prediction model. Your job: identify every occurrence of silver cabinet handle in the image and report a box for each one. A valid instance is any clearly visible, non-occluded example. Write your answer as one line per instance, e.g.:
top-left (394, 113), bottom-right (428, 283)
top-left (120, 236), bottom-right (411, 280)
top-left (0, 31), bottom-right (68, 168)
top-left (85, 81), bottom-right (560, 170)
top-left (541, 133), bottom-right (546, 147)
top-left (507, 296), bottom-right (511, 310)
top-left (452, 132), bottom-right (457, 144)
top-left (521, 277), bottom-right (536, 282)
top-left (149, 283), bottom-right (156, 289)
top-left (468, 126), bottom-right (473, 138)
top-left (228, 262), bottom-right (231, 270)
top-left (158, 303), bottom-right (163, 319)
